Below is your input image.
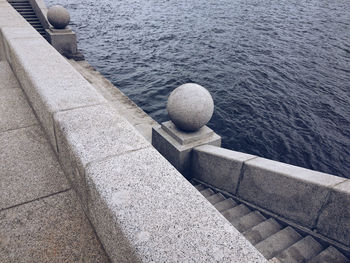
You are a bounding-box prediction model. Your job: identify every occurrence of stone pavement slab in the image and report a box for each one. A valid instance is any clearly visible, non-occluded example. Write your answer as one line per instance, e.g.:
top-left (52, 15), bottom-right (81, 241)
top-left (0, 61), bottom-right (19, 90)
top-left (0, 88), bottom-right (37, 132)
top-left (0, 190), bottom-right (109, 263)
top-left (0, 125), bottom-right (69, 210)
top-left (4, 35), bottom-right (106, 150)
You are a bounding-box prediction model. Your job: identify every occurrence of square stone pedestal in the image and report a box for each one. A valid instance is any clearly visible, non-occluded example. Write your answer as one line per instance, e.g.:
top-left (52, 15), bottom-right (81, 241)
top-left (152, 121), bottom-right (221, 177)
top-left (46, 28), bottom-right (77, 56)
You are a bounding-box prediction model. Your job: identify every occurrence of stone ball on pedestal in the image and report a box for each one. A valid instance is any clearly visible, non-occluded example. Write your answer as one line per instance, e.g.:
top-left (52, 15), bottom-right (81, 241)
top-left (47, 5), bottom-right (70, 29)
top-left (167, 83), bottom-right (214, 132)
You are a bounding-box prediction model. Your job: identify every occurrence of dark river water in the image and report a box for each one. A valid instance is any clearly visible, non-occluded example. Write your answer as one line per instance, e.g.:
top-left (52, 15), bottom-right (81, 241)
top-left (46, 0), bottom-right (350, 178)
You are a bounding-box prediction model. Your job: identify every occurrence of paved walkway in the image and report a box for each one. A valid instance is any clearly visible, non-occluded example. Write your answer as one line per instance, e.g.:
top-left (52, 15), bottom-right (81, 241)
top-left (0, 61), bottom-right (109, 262)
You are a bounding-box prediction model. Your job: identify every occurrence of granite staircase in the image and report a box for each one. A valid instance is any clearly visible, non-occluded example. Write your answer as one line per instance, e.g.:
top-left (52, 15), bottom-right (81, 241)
top-left (194, 183), bottom-right (350, 263)
top-left (8, 0), bottom-right (46, 38)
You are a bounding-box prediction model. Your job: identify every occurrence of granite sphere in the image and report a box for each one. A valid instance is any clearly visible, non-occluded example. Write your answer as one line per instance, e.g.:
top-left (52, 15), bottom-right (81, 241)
top-left (47, 5), bottom-right (70, 29)
top-left (167, 83), bottom-right (214, 132)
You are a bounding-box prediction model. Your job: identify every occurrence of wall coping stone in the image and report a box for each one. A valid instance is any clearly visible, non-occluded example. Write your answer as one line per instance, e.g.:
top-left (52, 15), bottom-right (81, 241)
top-left (238, 157), bottom-right (346, 228)
top-left (192, 144), bottom-right (256, 194)
top-left (316, 180), bottom-right (350, 246)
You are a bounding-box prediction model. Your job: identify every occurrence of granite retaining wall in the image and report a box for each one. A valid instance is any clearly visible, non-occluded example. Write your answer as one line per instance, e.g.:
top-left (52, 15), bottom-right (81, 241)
top-left (0, 1), bottom-right (266, 262)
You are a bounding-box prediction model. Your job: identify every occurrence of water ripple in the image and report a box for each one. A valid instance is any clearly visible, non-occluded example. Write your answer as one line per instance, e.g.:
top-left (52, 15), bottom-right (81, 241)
top-left (45, 0), bottom-right (350, 178)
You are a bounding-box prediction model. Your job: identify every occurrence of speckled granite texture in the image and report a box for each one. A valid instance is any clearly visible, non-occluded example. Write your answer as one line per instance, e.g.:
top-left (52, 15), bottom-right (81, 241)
top-left (0, 27), bottom-right (108, 261)
top-left (238, 157), bottom-right (346, 228)
top-left (86, 147), bottom-right (266, 262)
top-left (2, 28), bottom-right (106, 150)
top-left (0, 88), bottom-right (37, 132)
top-left (0, 3), bottom-right (267, 261)
top-left (0, 190), bottom-right (109, 262)
top-left (0, 125), bottom-right (69, 210)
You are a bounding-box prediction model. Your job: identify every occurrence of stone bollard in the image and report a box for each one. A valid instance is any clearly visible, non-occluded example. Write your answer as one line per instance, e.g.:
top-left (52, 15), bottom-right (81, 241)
top-left (45, 5), bottom-right (82, 59)
top-left (47, 5), bottom-right (70, 29)
top-left (152, 83), bottom-right (221, 177)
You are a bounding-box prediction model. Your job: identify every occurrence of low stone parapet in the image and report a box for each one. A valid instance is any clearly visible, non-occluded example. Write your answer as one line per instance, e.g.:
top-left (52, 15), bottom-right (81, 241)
top-left (316, 180), bottom-right (350, 246)
top-left (191, 145), bottom-right (256, 193)
top-left (192, 144), bottom-right (350, 246)
top-left (0, 2), bottom-right (266, 262)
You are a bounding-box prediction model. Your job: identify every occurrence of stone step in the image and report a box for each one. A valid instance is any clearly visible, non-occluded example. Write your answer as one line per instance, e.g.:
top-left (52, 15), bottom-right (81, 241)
top-left (194, 184), bottom-right (206, 191)
top-left (25, 17), bottom-right (40, 20)
top-left (269, 258), bottom-right (282, 263)
top-left (231, 211), bottom-right (266, 232)
top-left (33, 28), bottom-right (44, 32)
top-left (8, 0), bottom-right (30, 2)
top-left (255, 226), bottom-right (302, 260)
top-left (214, 198), bottom-right (237, 212)
top-left (9, 1), bottom-right (46, 38)
top-left (192, 183), bottom-right (350, 262)
top-left (19, 13), bottom-right (36, 17)
top-left (11, 4), bottom-right (31, 6)
top-left (12, 7), bottom-right (31, 10)
top-left (199, 188), bottom-right (215, 198)
top-left (243, 218), bottom-right (282, 245)
top-left (14, 8), bottom-right (32, 11)
top-left (16, 11), bottom-right (34, 14)
top-left (222, 204), bottom-right (251, 223)
top-left (275, 235), bottom-right (323, 262)
top-left (21, 15), bottom-right (36, 18)
top-left (206, 193), bottom-right (225, 205)
top-left (11, 5), bottom-right (31, 7)
top-left (308, 246), bottom-right (349, 263)
top-left (8, 3), bottom-right (31, 6)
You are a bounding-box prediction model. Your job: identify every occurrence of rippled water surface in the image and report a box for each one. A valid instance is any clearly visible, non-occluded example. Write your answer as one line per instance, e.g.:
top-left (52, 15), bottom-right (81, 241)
top-left (46, 0), bottom-right (350, 178)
